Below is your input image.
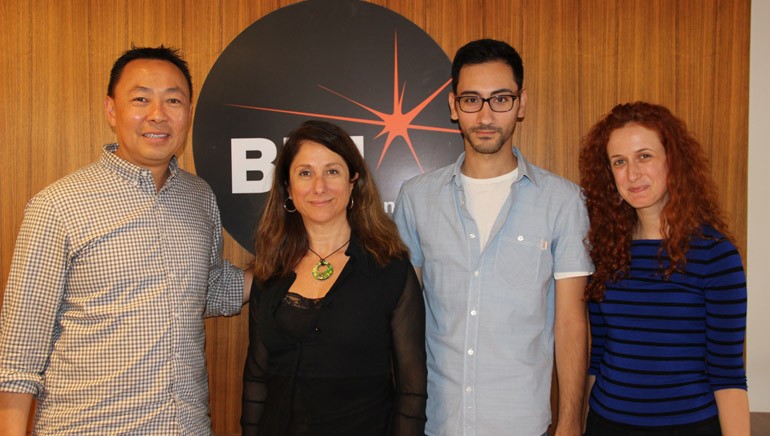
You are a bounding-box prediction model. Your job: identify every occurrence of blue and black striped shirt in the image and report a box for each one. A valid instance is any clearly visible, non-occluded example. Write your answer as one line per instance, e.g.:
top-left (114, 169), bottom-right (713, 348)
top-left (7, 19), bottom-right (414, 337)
top-left (588, 227), bottom-right (747, 427)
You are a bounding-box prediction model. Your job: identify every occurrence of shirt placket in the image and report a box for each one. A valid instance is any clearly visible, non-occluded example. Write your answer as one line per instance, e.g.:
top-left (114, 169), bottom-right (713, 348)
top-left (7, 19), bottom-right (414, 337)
top-left (154, 177), bottom-right (182, 432)
top-left (458, 184), bottom-right (481, 436)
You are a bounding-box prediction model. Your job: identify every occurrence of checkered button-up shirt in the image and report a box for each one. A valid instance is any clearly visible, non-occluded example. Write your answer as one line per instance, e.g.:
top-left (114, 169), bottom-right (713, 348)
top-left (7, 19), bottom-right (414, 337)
top-left (0, 144), bottom-right (244, 435)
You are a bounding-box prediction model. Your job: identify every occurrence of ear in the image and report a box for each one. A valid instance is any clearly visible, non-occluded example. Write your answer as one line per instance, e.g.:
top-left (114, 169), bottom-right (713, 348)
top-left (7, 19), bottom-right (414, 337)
top-left (105, 96), bottom-right (117, 128)
top-left (448, 92), bottom-right (459, 121)
top-left (516, 89), bottom-right (528, 120)
top-left (350, 172), bottom-right (359, 188)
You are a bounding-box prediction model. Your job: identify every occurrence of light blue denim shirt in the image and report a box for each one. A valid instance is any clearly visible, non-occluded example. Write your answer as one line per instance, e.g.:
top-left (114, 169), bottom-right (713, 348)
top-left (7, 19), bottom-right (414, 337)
top-left (394, 147), bottom-right (592, 436)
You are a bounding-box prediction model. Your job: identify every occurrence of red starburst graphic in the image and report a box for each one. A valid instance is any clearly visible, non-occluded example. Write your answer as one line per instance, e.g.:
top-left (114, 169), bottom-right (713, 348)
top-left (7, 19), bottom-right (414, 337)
top-left (227, 34), bottom-right (459, 173)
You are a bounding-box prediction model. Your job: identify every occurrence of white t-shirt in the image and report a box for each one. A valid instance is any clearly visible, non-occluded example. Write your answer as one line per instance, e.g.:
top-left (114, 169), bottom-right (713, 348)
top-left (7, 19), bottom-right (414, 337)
top-left (461, 169), bottom-right (518, 250)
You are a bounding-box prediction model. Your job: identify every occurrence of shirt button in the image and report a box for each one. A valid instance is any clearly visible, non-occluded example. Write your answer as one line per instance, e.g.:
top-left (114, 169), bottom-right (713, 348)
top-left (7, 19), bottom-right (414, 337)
top-left (467, 348), bottom-right (474, 355)
top-left (473, 271), bottom-right (479, 277)
top-left (469, 233), bottom-right (476, 239)
top-left (470, 309), bottom-right (477, 316)
top-left (465, 386), bottom-right (472, 393)
top-left (517, 235), bottom-right (524, 241)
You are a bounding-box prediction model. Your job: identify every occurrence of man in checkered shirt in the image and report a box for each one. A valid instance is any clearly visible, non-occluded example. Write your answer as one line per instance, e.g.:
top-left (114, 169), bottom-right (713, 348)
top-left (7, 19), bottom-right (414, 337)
top-left (0, 46), bottom-right (252, 435)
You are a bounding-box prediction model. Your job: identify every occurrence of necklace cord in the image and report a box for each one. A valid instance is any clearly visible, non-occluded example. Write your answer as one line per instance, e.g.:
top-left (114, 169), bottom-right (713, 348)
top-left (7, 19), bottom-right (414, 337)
top-left (307, 239), bottom-right (350, 281)
top-left (308, 239), bottom-right (350, 261)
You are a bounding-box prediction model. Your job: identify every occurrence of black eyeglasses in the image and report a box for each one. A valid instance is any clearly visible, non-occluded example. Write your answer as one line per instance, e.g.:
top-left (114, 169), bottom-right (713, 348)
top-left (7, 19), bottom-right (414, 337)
top-left (455, 94), bottom-right (519, 113)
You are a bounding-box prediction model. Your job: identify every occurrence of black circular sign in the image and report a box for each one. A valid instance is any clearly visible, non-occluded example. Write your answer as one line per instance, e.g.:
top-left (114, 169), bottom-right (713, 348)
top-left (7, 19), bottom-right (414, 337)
top-left (193, 0), bottom-right (463, 252)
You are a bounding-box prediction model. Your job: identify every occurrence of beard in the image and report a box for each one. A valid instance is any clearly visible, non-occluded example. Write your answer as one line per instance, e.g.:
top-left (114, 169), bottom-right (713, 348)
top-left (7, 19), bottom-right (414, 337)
top-left (463, 124), bottom-right (509, 155)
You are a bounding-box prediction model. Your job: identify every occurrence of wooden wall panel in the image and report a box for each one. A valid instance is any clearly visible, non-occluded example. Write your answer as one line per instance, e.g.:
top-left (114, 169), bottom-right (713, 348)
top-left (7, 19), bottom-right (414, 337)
top-left (711, 0), bottom-right (750, 250)
top-left (520, 0), bottom-right (581, 181)
top-left (616, 0), bottom-right (678, 104)
top-left (0, 1), bottom-right (750, 435)
top-left (28, 1), bottom-right (91, 196)
top-left (675, 0), bottom-right (718, 142)
top-left (578, 0), bottom-right (618, 139)
top-left (88, 1), bottom-right (130, 168)
top-left (424, 1), bottom-right (484, 59)
top-left (0, 0), bottom-right (31, 272)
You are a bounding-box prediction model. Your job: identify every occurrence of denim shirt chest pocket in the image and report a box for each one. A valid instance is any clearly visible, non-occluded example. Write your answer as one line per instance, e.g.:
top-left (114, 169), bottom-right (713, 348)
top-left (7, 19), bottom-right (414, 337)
top-left (493, 232), bottom-right (549, 289)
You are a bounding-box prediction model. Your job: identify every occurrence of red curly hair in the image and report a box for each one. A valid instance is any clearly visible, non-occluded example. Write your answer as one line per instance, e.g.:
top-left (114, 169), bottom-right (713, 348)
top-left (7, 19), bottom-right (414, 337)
top-left (579, 102), bottom-right (733, 301)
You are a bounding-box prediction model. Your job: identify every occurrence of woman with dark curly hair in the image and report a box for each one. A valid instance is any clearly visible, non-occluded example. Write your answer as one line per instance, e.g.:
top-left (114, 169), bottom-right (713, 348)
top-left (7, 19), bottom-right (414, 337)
top-left (579, 102), bottom-right (749, 435)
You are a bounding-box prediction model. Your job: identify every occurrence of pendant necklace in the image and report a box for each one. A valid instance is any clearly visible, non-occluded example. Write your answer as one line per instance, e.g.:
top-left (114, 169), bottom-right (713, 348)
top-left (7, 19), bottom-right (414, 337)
top-left (307, 239), bottom-right (350, 281)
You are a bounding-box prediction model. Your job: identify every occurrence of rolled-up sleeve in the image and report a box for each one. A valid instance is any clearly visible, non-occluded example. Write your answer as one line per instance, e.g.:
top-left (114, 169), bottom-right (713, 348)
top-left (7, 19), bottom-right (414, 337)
top-left (0, 193), bottom-right (69, 395)
top-left (203, 196), bottom-right (243, 318)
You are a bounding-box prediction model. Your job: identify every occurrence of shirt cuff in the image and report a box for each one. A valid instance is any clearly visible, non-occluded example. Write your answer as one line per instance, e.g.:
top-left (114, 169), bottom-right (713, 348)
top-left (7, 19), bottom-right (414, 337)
top-left (554, 271), bottom-right (591, 280)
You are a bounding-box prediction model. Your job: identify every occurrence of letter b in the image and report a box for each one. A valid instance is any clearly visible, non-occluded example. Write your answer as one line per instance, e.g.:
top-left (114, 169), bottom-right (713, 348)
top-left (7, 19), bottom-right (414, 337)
top-left (231, 138), bottom-right (277, 194)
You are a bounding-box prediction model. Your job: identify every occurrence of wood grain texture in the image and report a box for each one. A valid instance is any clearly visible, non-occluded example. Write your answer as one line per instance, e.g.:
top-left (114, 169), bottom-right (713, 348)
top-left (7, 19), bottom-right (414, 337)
top-left (0, 1), bottom-right (750, 434)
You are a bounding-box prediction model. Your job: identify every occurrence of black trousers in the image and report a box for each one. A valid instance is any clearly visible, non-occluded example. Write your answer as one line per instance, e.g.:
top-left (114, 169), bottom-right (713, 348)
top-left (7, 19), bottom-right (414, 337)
top-left (584, 409), bottom-right (722, 436)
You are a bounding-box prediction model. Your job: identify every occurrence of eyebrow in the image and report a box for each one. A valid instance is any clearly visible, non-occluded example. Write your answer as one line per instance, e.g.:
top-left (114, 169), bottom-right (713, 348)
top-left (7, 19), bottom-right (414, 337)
top-left (609, 148), bottom-right (655, 158)
top-left (293, 161), bottom-right (344, 168)
top-left (458, 88), bottom-right (517, 96)
top-left (131, 86), bottom-right (187, 95)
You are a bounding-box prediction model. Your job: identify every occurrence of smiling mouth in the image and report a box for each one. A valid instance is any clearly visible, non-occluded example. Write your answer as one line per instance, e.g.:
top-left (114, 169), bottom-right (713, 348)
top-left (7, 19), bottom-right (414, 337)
top-left (143, 133), bottom-right (169, 139)
top-left (310, 200), bottom-right (332, 206)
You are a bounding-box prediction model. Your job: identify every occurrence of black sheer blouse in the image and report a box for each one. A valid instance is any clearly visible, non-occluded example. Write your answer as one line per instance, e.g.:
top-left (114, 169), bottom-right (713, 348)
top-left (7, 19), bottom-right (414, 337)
top-left (241, 235), bottom-right (427, 435)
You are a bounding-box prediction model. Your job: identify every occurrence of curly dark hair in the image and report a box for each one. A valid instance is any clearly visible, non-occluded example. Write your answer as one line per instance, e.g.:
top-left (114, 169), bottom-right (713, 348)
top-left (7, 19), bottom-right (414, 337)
top-left (579, 102), bottom-right (733, 301)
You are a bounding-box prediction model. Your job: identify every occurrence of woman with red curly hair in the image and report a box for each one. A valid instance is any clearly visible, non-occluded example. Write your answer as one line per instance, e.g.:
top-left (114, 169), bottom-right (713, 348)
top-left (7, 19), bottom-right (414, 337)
top-left (579, 102), bottom-right (749, 435)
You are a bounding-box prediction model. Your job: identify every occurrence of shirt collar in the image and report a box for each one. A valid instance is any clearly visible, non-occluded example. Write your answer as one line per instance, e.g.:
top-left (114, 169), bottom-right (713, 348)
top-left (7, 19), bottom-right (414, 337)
top-left (449, 146), bottom-right (538, 188)
top-left (100, 143), bottom-right (179, 190)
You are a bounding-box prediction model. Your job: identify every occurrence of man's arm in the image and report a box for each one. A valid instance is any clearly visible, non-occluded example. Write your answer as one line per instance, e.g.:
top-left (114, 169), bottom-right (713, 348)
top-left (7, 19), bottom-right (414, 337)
top-left (553, 276), bottom-right (588, 436)
top-left (0, 193), bottom-right (69, 434)
top-left (0, 392), bottom-right (33, 436)
top-left (203, 192), bottom-right (247, 317)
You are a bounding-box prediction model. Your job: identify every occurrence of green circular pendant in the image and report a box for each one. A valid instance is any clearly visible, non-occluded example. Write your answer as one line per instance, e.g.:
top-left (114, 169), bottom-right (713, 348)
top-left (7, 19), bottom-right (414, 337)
top-left (312, 259), bottom-right (333, 280)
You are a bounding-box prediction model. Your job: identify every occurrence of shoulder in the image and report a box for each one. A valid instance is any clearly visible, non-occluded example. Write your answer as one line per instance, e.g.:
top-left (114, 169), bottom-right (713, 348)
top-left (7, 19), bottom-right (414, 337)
top-left (358, 246), bottom-right (412, 281)
top-left (175, 169), bottom-right (215, 195)
top-left (28, 163), bottom-right (104, 208)
top-left (698, 225), bottom-right (730, 241)
top-left (381, 254), bottom-right (413, 273)
top-left (689, 226), bottom-right (740, 258)
top-left (369, 255), bottom-right (415, 302)
top-left (524, 161), bottom-right (582, 197)
top-left (681, 226), bottom-right (744, 275)
top-left (518, 163), bottom-right (586, 223)
top-left (171, 170), bottom-right (218, 212)
top-left (400, 163), bottom-right (454, 195)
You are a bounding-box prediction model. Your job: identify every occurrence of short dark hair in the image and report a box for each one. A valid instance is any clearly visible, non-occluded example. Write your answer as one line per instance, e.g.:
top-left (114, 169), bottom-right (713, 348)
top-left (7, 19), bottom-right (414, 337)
top-left (107, 45), bottom-right (192, 99)
top-left (451, 39), bottom-right (524, 93)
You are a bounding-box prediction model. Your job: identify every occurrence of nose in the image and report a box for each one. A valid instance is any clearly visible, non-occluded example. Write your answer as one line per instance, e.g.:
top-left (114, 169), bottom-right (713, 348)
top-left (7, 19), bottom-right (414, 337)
top-left (148, 101), bottom-right (168, 123)
top-left (627, 161), bottom-right (642, 181)
top-left (475, 100), bottom-right (495, 124)
top-left (312, 175), bottom-right (326, 193)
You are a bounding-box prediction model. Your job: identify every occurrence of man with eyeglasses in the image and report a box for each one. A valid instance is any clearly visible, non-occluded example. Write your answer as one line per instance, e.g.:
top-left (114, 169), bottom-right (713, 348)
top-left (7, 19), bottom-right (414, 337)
top-left (394, 39), bottom-right (592, 436)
